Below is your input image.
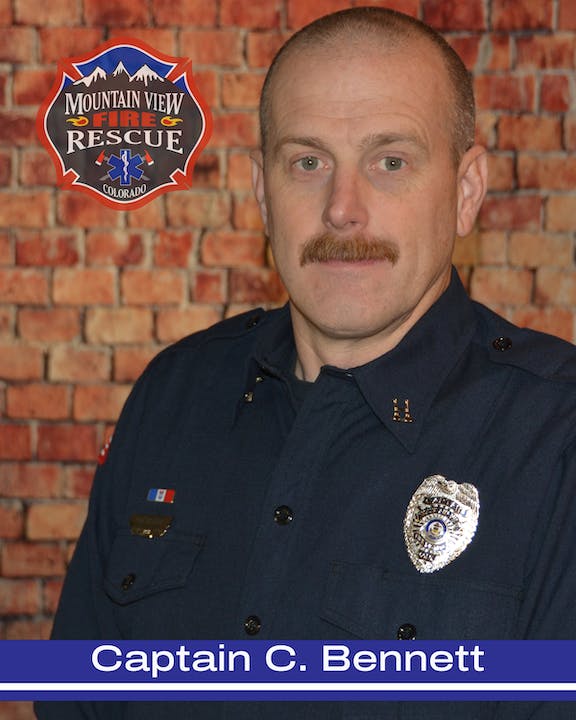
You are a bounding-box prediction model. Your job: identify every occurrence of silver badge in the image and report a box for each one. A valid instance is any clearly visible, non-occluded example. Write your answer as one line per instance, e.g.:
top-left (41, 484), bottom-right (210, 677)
top-left (404, 475), bottom-right (479, 573)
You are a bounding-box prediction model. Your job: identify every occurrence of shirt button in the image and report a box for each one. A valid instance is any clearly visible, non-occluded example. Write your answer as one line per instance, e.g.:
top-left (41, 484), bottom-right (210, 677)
top-left (243, 391), bottom-right (254, 403)
top-left (492, 336), bottom-right (512, 352)
top-left (244, 615), bottom-right (262, 636)
top-left (397, 623), bottom-right (417, 640)
top-left (246, 314), bottom-right (261, 329)
top-left (274, 505), bottom-right (294, 525)
top-left (121, 573), bottom-right (136, 591)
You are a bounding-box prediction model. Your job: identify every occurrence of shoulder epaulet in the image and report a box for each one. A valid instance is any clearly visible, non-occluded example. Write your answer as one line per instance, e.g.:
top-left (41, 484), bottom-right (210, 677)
top-left (475, 303), bottom-right (576, 383)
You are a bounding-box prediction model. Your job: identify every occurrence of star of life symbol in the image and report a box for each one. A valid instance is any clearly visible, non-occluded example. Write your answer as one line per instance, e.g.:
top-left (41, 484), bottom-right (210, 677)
top-left (36, 38), bottom-right (212, 210)
top-left (107, 149), bottom-right (144, 186)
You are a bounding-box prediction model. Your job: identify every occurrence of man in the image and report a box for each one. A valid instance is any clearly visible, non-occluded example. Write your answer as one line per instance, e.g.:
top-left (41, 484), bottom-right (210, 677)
top-left (37, 6), bottom-right (576, 720)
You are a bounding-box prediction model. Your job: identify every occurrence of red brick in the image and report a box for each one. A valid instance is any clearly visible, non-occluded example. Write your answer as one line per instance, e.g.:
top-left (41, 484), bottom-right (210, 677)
top-left (221, 0), bottom-right (281, 29)
top-left (0, 579), bottom-right (41, 615)
top-left (287, 0), bottom-right (354, 30)
top-left (211, 112), bottom-right (259, 148)
top-left (15, 0), bottom-right (79, 24)
top-left (540, 75), bottom-right (571, 112)
top-left (227, 153), bottom-right (253, 191)
top-left (0, 111), bottom-right (37, 147)
top-left (511, 306), bottom-right (574, 342)
top-left (43, 579), bottom-right (64, 614)
top-left (13, 69), bottom-right (56, 106)
top-left (6, 619), bottom-right (52, 640)
top-left (247, 31), bottom-right (292, 69)
top-left (85, 307), bottom-right (153, 343)
top-left (498, 115), bottom-right (562, 152)
top-left (516, 35), bottom-right (575, 69)
top-left (0, 28), bottom-right (35, 63)
top-left (19, 308), bottom-right (80, 342)
top-left (475, 35), bottom-right (511, 72)
top-left (114, 346), bottom-right (158, 382)
top-left (84, 0), bottom-right (149, 25)
top-left (192, 269), bottom-right (227, 304)
top-left (0, 463), bottom-right (61, 498)
top-left (202, 231), bottom-right (265, 267)
top-left (230, 267), bottom-right (287, 304)
top-left (0, 344), bottom-right (44, 380)
top-left (192, 153), bottom-right (222, 189)
top-left (486, 154), bottom-right (515, 191)
top-left (62, 465), bottom-right (95, 499)
top-left (50, 345), bottom-right (111, 382)
top-left (566, 113), bottom-right (576, 150)
top-left (181, 30), bottom-right (243, 67)
top-left (57, 193), bottom-right (119, 228)
top-left (86, 231), bottom-right (144, 266)
top-left (475, 111), bottom-right (498, 148)
top-left (448, 36), bottom-right (481, 71)
top-left (0, 269), bottom-right (48, 304)
top-left (194, 69), bottom-right (218, 109)
top-left (0, 192), bottom-right (51, 228)
top-left (39, 27), bottom-right (104, 64)
top-left (423, 0), bottom-right (486, 30)
top-left (518, 154), bottom-right (576, 190)
top-left (0, 425), bottom-right (31, 460)
top-left (546, 195), bottom-right (576, 232)
top-left (156, 306), bottom-right (221, 343)
top-left (479, 195), bottom-right (542, 231)
top-left (6, 384), bottom-right (70, 420)
top-left (0, 150), bottom-right (12, 186)
top-left (559, 0), bottom-right (576, 29)
top-left (26, 501), bottom-right (87, 540)
top-left (474, 75), bottom-right (534, 111)
top-left (153, 231), bottom-right (195, 267)
top-left (16, 231), bottom-right (79, 266)
top-left (0, 231), bottom-right (11, 264)
top-left (37, 424), bottom-right (98, 462)
top-left (509, 232), bottom-right (573, 268)
top-left (0, 500), bottom-right (24, 538)
top-left (167, 192), bottom-right (230, 228)
top-left (2, 542), bottom-right (65, 576)
top-left (535, 268), bottom-right (576, 306)
top-left (366, 0), bottom-right (419, 14)
top-left (53, 268), bottom-right (116, 305)
top-left (107, 28), bottom-right (177, 55)
top-left (470, 267), bottom-right (533, 306)
top-left (74, 384), bottom-right (131, 422)
top-left (126, 200), bottom-right (165, 229)
top-left (492, 0), bottom-right (553, 30)
top-left (232, 195), bottom-right (265, 231)
top-left (0, 307), bottom-right (13, 338)
top-left (0, 0), bottom-right (12, 23)
top-left (152, 0), bottom-right (216, 26)
top-left (222, 72), bottom-right (264, 109)
top-left (19, 149), bottom-right (57, 186)
top-left (121, 269), bottom-right (185, 305)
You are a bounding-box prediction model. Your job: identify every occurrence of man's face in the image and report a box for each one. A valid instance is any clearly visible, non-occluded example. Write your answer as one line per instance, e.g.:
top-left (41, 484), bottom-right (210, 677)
top-left (253, 38), bottom-right (486, 354)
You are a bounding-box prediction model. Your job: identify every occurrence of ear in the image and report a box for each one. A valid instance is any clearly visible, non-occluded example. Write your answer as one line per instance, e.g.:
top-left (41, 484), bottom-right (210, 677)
top-left (250, 149), bottom-right (269, 232)
top-left (456, 145), bottom-right (488, 237)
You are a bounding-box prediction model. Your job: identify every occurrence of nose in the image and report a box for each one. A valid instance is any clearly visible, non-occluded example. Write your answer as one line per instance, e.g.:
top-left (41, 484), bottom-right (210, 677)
top-left (322, 168), bottom-right (369, 231)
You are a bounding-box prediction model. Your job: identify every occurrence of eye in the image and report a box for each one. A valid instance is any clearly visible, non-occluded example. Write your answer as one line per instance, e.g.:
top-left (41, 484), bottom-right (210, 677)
top-left (378, 156), bottom-right (405, 171)
top-left (294, 156), bottom-right (322, 171)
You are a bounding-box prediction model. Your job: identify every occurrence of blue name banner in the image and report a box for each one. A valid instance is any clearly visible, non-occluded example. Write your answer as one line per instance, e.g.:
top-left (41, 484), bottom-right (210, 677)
top-left (3, 641), bottom-right (576, 701)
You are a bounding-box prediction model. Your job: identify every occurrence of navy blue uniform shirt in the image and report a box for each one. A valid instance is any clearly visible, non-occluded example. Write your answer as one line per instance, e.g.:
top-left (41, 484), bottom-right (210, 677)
top-left (36, 271), bottom-right (576, 719)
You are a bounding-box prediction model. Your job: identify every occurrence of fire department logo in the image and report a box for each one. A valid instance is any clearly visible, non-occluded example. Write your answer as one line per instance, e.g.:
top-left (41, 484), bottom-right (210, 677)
top-left (37, 38), bottom-right (212, 209)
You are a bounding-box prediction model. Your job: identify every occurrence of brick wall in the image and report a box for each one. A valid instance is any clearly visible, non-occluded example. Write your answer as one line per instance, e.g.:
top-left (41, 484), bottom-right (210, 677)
top-left (0, 0), bottom-right (575, 673)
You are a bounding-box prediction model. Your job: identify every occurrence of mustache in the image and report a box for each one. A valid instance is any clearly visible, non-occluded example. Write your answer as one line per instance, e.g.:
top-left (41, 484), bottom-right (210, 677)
top-left (300, 233), bottom-right (399, 267)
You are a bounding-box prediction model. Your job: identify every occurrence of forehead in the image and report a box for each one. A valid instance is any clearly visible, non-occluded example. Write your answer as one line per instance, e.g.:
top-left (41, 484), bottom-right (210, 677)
top-left (267, 39), bottom-right (453, 151)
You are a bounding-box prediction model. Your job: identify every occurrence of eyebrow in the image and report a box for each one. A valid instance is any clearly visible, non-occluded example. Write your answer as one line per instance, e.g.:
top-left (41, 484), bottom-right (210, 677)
top-left (272, 132), bottom-right (429, 157)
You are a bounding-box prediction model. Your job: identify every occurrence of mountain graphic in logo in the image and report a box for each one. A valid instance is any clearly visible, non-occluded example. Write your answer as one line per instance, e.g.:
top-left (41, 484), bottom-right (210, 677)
top-left (37, 38), bottom-right (212, 209)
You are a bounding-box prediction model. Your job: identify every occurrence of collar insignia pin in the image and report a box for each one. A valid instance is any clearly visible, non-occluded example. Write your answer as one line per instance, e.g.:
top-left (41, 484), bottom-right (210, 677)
top-left (404, 474), bottom-right (479, 573)
top-left (393, 398), bottom-right (414, 423)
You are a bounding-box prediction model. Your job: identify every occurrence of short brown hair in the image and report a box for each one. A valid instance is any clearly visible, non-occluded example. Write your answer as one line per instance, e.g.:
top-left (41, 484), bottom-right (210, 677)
top-left (259, 7), bottom-right (475, 163)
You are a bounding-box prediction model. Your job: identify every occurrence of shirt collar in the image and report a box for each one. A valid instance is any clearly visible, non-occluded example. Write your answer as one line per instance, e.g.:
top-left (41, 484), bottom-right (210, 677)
top-left (253, 268), bottom-right (477, 452)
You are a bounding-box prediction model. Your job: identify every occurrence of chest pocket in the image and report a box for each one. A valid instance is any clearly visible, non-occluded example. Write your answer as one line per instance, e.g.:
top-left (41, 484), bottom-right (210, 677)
top-left (104, 528), bottom-right (205, 605)
top-left (322, 561), bottom-right (521, 640)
